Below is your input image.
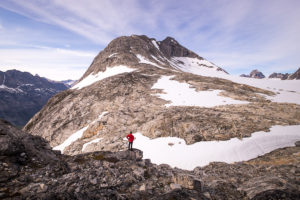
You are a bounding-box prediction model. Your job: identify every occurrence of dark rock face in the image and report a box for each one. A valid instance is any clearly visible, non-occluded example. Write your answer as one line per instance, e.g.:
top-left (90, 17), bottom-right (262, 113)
top-left (288, 67), bottom-right (300, 80)
top-left (268, 68), bottom-right (300, 80)
top-left (2, 120), bottom-right (299, 199)
top-left (0, 70), bottom-right (68, 127)
top-left (250, 70), bottom-right (265, 79)
top-left (159, 36), bottom-right (201, 59)
top-left (268, 72), bottom-right (290, 80)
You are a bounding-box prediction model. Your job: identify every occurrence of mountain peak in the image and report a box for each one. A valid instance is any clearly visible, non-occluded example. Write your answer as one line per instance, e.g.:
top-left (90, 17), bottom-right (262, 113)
top-left (77, 34), bottom-right (226, 84)
top-left (162, 36), bottom-right (178, 44)
top-left (241, 69), bottom-right (265, 79)
top-left (159, 36), bottom-right (201, 59)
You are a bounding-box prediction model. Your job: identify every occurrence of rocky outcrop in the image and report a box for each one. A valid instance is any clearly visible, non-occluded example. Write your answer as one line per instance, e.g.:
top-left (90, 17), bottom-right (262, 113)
top-left (288, 67), bottom-right (300, 80)
top-left (268, 68), bottom-right (300, 80)
top-left (268, 72), bottom-right (290, 80)
top-left (0, 70), bottom-right (68, 127)
top-left (1, 120), bottom-right (299, 199)
top-left (241, 70), bottom-right (265, 79)
top-left (159, 36), bottom-right (200, 58)
top-left (250, 70), bottom-right (265, 79)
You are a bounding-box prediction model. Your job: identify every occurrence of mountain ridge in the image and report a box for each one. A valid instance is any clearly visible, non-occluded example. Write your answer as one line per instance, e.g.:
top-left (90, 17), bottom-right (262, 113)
top-left (78, 35), bottom-right (227, 83)
top-left (0, 69), bottom-right (68, 127)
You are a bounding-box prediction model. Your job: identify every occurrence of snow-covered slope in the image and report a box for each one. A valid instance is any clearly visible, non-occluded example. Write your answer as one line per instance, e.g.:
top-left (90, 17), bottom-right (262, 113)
top-left (169, 56), bottom-right (226, 75)
top-left (174, 67), bottom-right (300, 105)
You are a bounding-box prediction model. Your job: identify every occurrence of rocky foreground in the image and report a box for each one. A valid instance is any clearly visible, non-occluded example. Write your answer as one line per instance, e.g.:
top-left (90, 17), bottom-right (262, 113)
top-left (1, 119), bottom-right (300, 199)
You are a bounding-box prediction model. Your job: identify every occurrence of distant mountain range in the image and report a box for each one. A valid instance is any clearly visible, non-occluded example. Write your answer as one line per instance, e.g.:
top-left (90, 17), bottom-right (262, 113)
top-left (241, 68), bottom-right (300, 80)
top-left (0, 69), bottom-right (69, 127)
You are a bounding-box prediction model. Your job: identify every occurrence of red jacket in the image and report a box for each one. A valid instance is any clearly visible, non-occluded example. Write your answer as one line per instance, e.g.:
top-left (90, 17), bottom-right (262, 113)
top-left (126, 133), bottom-right (134, 142)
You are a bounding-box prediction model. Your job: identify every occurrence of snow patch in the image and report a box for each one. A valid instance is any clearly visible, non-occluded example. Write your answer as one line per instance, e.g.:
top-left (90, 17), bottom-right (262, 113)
top-left (152, 76), bottom-right (248, 107)
top-left (98, 111), bottom-right (108, 119)
top-left (151, 40), bottom-right (160, 50)
top-left (151, 55), bottom-right (165, 65)
top-left (133, 125), bottom-right (300, 170)
top-left (53, 126), bottom-right (88, 153)
top-left (72, 65), bottom-right (135, 90)
top-left (136, 54), bottom-right (165, 69)
top-left (23, 84), bottom-right (34, 86)
top-left (53, 111), bottom-right (108, 153)
top-left (82, 138), bottom-right (102, 152)
top-left (108, 53), bottom-right (118, 58)
top-left (0, 84), bottom-right (23, 93)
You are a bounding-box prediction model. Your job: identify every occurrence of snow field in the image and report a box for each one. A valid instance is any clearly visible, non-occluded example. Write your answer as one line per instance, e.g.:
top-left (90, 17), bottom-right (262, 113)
top-left (169, 58), bottom-right (300, 105)
top-left (72, 65), bottom-right (135, 89)
top-left (152, 76), bottom-right (248, 107)
top-left (132, 125), bottom-right (300, 170)
top-left (172, 57), bottom-right (220, 72)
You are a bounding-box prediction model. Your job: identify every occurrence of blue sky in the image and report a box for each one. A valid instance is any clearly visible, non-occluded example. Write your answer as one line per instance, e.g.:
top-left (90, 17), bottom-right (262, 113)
top-left (0, 0), bottom-right (299, 80)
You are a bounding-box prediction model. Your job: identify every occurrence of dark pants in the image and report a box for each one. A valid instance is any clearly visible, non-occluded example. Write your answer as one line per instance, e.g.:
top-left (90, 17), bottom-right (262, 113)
top-left (128, 142), bottom-right (133, 150)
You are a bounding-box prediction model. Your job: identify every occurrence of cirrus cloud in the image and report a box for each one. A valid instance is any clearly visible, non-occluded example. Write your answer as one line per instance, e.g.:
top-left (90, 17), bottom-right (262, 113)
top-left (0, 0), bottom-right (299, 79)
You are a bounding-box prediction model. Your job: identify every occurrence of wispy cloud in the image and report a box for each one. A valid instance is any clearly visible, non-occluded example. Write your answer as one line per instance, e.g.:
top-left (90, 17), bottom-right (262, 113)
top-left (0, 0), bottom-right (299, 77)
top-left (0, 47), bottom-right (96, 80)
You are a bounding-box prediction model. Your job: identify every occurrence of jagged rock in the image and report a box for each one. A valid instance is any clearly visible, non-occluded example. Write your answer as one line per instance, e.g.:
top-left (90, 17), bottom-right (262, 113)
top-left (295, 141), bottom-right (300, 147)
top-left (268, 72), bottom-right (290, 80)
top-left (172, 173), bottom-right (202, 191)
top-left (250, 69), bottom-right (265, 79)
top-left (241, 70), bottom-right (265, 79)
top-left (251, 189), bottom-right (300, 200)
top-left (19, 183), bottom-right (48, 194)
top-left (159, 36), bottom-right (200, 58)
top-left (288, 67), bottom-right (300, 80)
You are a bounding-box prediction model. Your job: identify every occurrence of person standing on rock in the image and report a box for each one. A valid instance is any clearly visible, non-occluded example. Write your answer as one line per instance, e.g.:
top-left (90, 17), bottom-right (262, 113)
top-left (126, 131), bottom-right (135, 151)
